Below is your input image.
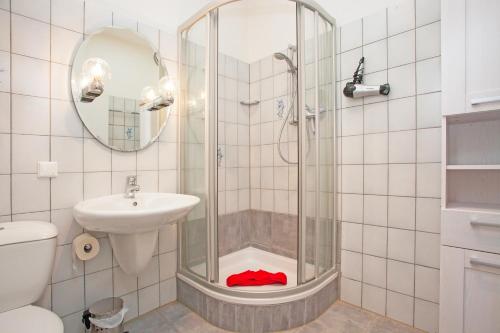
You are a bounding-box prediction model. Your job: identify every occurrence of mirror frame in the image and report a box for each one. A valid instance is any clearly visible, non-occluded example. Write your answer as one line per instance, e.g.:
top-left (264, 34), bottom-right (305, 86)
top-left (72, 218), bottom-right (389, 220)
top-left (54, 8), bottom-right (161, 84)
top-left (70, 26), bottom-right (172, 152)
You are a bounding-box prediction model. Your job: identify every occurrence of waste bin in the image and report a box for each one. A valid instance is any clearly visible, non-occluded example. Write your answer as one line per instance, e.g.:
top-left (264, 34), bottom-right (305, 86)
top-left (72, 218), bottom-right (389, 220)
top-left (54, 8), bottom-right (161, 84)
top-left (82, 297), bottom-right (128, 333)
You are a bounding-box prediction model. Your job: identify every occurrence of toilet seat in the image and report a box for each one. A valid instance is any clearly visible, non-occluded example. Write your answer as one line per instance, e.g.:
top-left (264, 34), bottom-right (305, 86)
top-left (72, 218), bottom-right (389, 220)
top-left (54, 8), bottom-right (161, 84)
top-left (0, 305), bottom-right (64, 333)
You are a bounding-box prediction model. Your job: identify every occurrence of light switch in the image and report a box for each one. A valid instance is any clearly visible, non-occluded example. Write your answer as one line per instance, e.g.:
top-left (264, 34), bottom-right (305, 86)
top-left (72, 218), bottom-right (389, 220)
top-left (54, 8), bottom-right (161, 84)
top-left (38, 161), bottom-right (58, 178)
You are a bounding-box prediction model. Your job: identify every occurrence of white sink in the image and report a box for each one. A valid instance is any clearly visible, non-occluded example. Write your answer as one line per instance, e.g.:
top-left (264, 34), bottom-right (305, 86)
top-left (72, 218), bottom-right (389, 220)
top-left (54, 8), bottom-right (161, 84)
top-left (73, 193), bottom-right (199, 275)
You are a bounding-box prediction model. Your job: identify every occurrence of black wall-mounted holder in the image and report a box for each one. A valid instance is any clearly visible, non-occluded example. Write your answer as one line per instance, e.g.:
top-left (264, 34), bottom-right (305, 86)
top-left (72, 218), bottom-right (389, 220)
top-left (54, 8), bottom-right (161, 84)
top-left (343, 57), bottom-right (390, 98)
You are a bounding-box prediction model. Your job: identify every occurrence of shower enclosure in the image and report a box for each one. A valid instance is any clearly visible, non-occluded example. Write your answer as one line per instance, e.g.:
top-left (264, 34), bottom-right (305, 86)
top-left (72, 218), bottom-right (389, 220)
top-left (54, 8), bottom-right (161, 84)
top-left (177, 0), bottom-right (337, 329)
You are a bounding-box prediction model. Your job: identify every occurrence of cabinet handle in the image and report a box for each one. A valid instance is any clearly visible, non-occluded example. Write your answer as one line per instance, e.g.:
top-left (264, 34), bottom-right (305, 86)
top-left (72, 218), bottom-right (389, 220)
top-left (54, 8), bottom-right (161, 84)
top-left (470, 220), bottom-right (500, 228)
top-left (470, 95), bottom-right (500, 105)
top-left (470, 257), bottom-right (500, 269)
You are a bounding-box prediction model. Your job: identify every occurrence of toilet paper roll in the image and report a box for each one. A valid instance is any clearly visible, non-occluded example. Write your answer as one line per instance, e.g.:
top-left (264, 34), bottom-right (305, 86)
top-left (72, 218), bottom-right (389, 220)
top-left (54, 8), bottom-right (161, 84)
top-left (73, 233), bottom-right (100, 261)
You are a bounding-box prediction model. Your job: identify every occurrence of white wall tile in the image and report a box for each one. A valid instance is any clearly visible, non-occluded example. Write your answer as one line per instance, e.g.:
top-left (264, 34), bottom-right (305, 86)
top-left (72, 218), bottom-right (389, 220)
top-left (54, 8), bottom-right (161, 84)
top-left (415, 231), bottom-right (440, 268)
top-left (416, 197), bottom-right (440, 233)
top-left (364, 164), bottom-right (388, 195)
top-left (11, 94), bottom-right (50, 135)
top-left (138, 256), bottom-right (159, 289)
top-left (52, 276), bottom-right (84, 317)
top-left (416, 163), bottom-right (440, 197)
top-left (416, 0), bottom-right (441, 27)
top-left (387, 63), bottom-right (415, 99)
top-left (84, 139), bottom-right (111, 172)
top-left (341, 47), bottom-right (363, 81)
top-left (363, 225), bottom-right (387, 257)
top-left (341, 221), bottom-right (362, 252)
top-left (159, 251), bottom-right (176, 281)
top-left (364, 102), bottom-right (387, 134)
top-left (341, 19), bottom-right (362, 52)
top-left (415, 265), bottom-right (440, 303)
top-left (362, 284), bottom-right (386, 316)
top-left (362, 10), bottom-right (387, 45)
top-left (138, 284), bottom-right (160, 315)
top-left (52, 136), bottom-right (83, 172)
top-left (417, 92), bottom-right (441, 129)
top-left (387, 0), bottom-right (415, 36)
top-left (0, 12), bottom-right (9, 52)
top-left (51, 0), bottom-right (83, 32)
top-left (113, 266), bottom-right (138, 297)
top-left (12, 134), bottom-right (49, 173)
top-left (341, 165), bottom-right (363, 193)
top-left (414, 299), bottom-right (439, 333)
top-left (12, 175), bottom-right (50, 213)
top-left (62, 311), bottom-right (86, 333)
top-left (51, 208), bottom-right (82, 245)
top-left (11, 0), bottom-right (50, 22)
top-left (51, 63), bottom-right (70, 100)
top-left (51, 26), bottom-right (82, 65)
top-left (0, 175), bottom-right (10, 215)
top-left (387, 260), bottom-right (414, 296)
top-left (341, 135), bottom-right (363, 164)
top-left (388, 130), bottom-right (416, 163)
top-left (386, 290), bottom-right (414, 325)
top-left (122, 291), bottom-right (139, 322)
top-left (0, 134), bottom-right (9, 174)
top-left (363, 195), bottom-right (387, 226)
top-left (341, 250), bottom-right (362, 281)
top-left (362, 254), bottom-right (387, 288)
top-left (417, 128), bottom-right (441, 163)
top-left (388, 30), bottom-right (415, 68)
top-left (11, 54), bottom-right (49, 97)
top-left (85, 268), bottom-right (113, 306)
top-left (388, 96), bottom-right (416, 131)
top-left (52, 244), bottom-right (83, 283)
top-left (51, 172), bottom-right (83, 209)
top-left (342, 106), bottom-right (364, 136)
top-left (416, 57), bottom-right (441, 94)
top-left (388, 163), bottom-right (415, 196)
top-left (11, 14), bottom-right (50, 60)
top-left (388, 228), bottom-right (415, 263)
top-left (388, 196), bottom-right (415, 230)
top-left (160, 278), bottom-right (176, 305)
top-left (0, 51), bottom-right (10, 93)
top-left (416, 22), bottom-right (440, 61)
top-left (159, 223), bottom-right (177, 254)
top-left (364, 133), bottom-right (387, 164)
top-left (0, 92), bottom-right (10, 133)
top-left (340, 277), bottom-right (362, 306)
top-left (51, 100), bottom-right (83, 137)
top-left (341, 194), bottom-right (363, 223)
top-left (84, 1), bottom-right (112, 33)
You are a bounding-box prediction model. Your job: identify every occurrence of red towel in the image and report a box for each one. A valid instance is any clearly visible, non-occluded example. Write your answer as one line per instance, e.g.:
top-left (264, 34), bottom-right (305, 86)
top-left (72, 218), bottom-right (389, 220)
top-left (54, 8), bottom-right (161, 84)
top-left (226, 270), bottom-right (287, 287)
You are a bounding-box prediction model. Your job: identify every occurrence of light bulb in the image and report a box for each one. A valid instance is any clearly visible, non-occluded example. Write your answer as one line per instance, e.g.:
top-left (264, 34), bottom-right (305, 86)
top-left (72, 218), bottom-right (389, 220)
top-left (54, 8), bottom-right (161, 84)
top-left (159, 76), bottom-right (175, 98)
top-left (82, 58), bottom-right (111, 81)
top-left (141, 86), bottom-right (158, 104)
top-left (79, 73), bottom-right (92, 90)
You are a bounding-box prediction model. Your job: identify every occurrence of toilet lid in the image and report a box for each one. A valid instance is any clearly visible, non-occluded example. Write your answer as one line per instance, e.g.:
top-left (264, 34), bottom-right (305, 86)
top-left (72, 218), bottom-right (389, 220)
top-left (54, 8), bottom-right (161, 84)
top-left (0, 305), bottom-right (64, 333)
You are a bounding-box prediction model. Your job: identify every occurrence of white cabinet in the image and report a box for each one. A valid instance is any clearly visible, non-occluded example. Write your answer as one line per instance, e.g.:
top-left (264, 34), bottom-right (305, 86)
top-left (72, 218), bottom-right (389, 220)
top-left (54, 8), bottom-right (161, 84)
top-left (442, 0), bottom-right (500, 115)
top-left (440, 246), bottom-right (500, 333)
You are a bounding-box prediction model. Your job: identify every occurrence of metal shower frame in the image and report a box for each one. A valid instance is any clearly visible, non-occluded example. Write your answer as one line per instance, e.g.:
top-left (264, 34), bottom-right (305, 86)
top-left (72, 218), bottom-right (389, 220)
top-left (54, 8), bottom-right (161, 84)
top-left (177, 0), bottom-right (338, 299)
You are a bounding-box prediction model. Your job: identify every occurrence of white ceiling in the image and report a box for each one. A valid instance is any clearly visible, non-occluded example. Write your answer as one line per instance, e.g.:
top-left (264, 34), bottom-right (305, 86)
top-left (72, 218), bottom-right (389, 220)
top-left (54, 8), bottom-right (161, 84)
top-left (91, 0), bottom-right (405, 33)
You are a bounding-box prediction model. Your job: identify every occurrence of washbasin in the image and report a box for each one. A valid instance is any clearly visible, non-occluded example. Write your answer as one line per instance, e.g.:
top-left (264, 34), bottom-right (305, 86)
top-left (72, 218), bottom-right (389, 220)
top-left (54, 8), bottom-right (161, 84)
top-left (73, 193), bottom-right (199, 275)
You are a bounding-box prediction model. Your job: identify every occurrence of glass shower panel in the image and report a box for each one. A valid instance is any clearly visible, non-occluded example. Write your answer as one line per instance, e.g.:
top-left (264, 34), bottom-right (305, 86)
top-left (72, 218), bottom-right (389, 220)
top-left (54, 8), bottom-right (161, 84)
top-left (317, 15), bottom-right (335, 275)
top-left (302, 6), bottom-right (317, 282)
top-left (180, 17), bottom-right (209, 279)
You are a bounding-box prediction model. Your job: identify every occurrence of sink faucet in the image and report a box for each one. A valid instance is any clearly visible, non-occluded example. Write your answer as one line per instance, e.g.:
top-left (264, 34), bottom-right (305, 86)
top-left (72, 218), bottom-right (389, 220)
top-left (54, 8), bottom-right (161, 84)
top-left (125, 175), bottom-right (140, 198)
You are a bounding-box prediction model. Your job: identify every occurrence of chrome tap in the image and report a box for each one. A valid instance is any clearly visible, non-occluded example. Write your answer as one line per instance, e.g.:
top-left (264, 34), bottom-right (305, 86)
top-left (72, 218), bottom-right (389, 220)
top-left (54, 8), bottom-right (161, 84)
top-left (125, 175), bottom-right (140, 198)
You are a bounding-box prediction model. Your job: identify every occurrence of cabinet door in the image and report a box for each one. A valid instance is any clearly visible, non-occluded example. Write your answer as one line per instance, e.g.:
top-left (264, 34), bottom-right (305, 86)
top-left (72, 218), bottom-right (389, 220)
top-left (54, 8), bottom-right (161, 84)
top-left (440, 246), bottom-right (500, 333)
top-left (466, 0), bottom-right (500, 113)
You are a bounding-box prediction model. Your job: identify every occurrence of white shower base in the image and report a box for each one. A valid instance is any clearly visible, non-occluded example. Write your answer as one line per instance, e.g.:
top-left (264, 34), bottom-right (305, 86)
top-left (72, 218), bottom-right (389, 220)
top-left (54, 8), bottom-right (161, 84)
top-left (190, 246), bottom-right (314, 291)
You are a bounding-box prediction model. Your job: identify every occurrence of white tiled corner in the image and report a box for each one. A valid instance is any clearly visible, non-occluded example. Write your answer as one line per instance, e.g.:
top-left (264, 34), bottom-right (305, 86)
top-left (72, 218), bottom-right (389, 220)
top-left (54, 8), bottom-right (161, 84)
top-left (160, 278), bottom-right (177, 306)
top-left (341, 277), bottom-right (362, 306)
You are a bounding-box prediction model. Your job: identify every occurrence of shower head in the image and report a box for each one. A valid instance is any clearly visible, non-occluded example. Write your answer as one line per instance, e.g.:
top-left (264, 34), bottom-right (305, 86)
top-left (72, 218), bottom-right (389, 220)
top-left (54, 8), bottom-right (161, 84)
top-left (273, 52), bottom-right (297, 73)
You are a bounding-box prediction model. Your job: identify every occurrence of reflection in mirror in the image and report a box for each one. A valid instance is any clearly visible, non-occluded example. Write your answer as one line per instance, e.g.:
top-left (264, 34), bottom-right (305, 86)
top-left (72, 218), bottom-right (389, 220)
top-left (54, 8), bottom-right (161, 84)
top-left (71, 27), bottom-right (175, 151)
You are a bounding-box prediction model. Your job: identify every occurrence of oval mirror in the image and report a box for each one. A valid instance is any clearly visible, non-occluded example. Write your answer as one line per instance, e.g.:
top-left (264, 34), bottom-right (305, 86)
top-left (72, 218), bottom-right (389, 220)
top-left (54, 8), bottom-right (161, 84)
top-left (71, 27), bottom-right (174, 151)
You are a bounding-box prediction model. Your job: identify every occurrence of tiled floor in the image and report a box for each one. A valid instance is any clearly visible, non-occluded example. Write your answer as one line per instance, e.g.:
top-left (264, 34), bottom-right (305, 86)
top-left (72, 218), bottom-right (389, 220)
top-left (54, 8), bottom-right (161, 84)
top-left (125, 301), bottom-right (424, 333)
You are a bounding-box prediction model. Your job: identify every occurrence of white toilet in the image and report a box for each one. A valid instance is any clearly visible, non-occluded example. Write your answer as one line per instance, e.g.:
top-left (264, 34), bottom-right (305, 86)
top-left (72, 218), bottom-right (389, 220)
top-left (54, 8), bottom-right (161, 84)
top-left (0, 221), bottom-right (64, 333)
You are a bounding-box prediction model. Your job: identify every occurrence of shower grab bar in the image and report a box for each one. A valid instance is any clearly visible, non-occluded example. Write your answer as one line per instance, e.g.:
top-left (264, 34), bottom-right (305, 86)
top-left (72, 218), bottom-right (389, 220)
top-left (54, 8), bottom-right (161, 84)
top-left (240, 100), bottom-right (260, 106)
top-left (470, 95), bottom-right (500, 105)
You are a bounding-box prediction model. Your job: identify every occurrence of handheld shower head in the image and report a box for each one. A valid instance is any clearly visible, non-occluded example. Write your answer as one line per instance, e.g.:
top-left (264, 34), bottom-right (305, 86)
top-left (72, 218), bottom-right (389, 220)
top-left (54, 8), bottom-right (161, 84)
top-left (273, 52), bottom-right (297, 73)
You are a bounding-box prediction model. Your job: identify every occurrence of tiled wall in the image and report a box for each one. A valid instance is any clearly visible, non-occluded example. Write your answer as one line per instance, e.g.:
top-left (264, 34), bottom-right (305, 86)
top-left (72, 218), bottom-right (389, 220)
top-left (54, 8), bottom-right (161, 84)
top-left (337, 1), bottom-right (441, 332)
top-left (248, 53), bottom-right (298, 215)
top-left (0, 0), bottom-right (179, 332)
